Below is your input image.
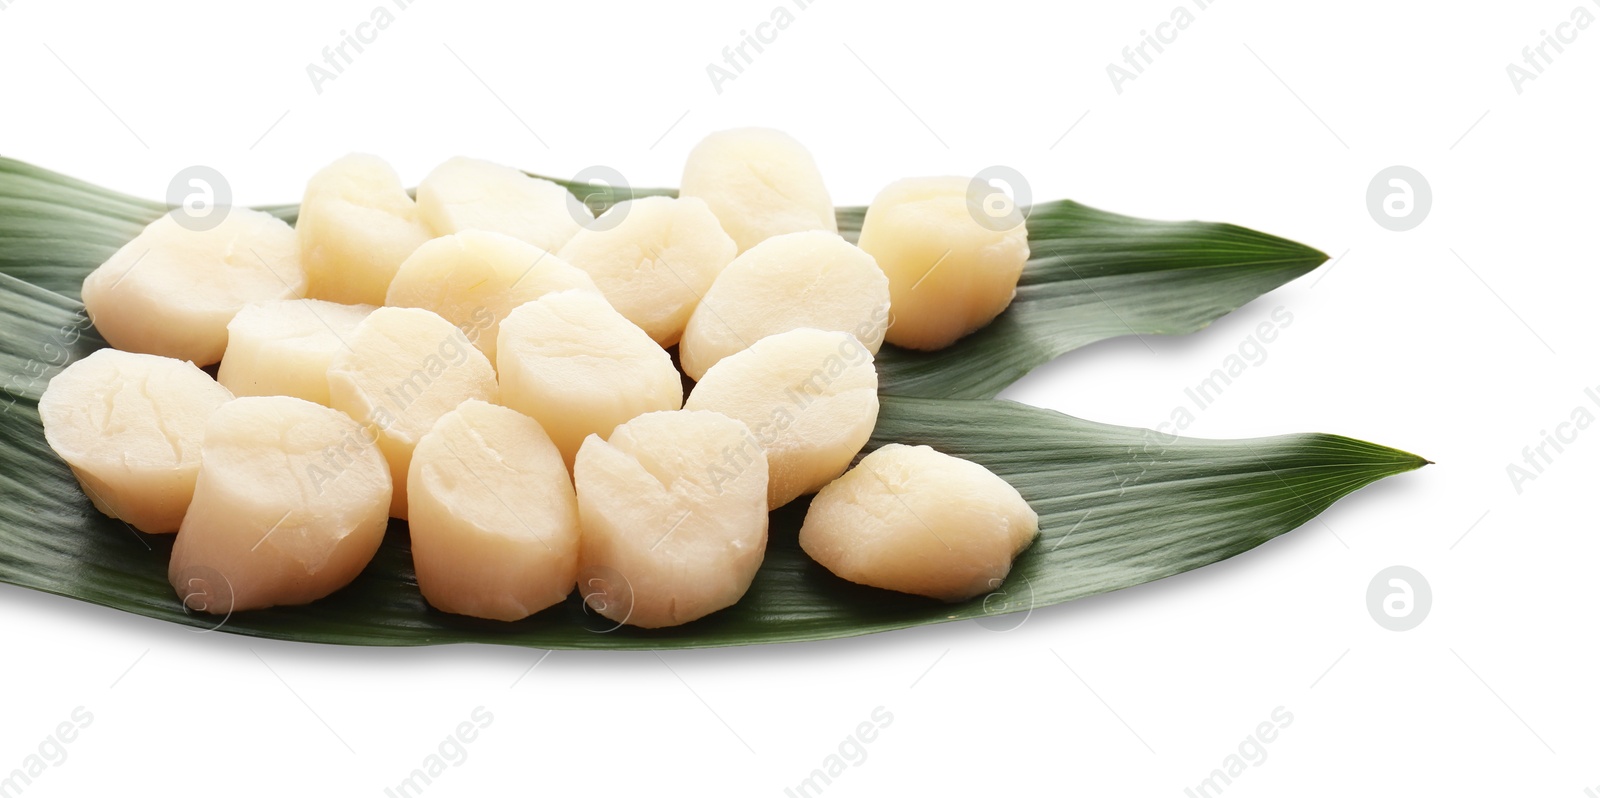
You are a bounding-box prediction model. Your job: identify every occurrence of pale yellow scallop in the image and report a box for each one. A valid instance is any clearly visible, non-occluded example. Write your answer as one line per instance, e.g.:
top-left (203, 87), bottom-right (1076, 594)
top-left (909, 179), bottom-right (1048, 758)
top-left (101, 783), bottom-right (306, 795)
top-left (557, 196), bottom-right (736, 347)
top-left (574, 409), bottom-right (767, 629)
top-left (417, 156), bottom-right (586, 252)
top-left (217, 298), bottom-right (375, 406)
top-left (385, 230), bottom-right (600, 363)
top-left (297, 153), bottom-right (433, 305)
top-left (679, 231), bottom-right (889, 381)
top-left (407, 399), bottom-right (579, 621)
top-left (168, 396), bottom-right (391, 613)
top-left (685, 328), bottom-right (878, 510)
top-left (81, 209), bottom-right (306, 366)
top-left (800, 444), bottom-right (1039, 602)
top-left (679, 127), bottom-right (837, 252)
top-left (496, 290), bottom-right (682, 468)
top-left (856, 176), bottom-right (1030, 351)
top-left (326, 307), bottom-right (499, 518)
top-left (39, 349), bottom-right (234, 533)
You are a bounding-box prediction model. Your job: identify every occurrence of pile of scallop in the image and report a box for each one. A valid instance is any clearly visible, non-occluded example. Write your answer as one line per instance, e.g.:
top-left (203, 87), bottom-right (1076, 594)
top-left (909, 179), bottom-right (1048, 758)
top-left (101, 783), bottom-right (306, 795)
top-left (40, 129), bottom-right (1040, 628)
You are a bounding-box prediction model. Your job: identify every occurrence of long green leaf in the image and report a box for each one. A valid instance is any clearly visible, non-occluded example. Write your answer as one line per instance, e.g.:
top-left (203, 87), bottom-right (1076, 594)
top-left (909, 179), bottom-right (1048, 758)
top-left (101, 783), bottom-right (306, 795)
top-left (0, 158), bottom-right (1396, 648)
top-left (0, 273), bottom-right (1422, 649)
top-left (0, 158), bottom-right (165, 297)
top-left (0, 157), bottom-right (1326, 399)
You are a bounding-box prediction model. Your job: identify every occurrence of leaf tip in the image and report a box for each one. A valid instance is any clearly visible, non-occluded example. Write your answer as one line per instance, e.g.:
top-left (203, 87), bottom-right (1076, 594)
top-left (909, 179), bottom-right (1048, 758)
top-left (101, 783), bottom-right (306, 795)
top-left (1394, 450), bottom-right (1432, 473)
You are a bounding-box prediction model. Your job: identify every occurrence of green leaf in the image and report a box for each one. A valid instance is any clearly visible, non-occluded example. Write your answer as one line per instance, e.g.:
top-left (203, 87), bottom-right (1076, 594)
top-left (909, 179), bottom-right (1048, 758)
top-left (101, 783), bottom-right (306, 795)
top-left (0, 158), bottom-right (1326, 399)
top-left (0, 158), bottom-right (1397, 649)
top-left (0, 273), bottom-right (1423, 649)
top-left (0, 158), bottom-right (165, 299)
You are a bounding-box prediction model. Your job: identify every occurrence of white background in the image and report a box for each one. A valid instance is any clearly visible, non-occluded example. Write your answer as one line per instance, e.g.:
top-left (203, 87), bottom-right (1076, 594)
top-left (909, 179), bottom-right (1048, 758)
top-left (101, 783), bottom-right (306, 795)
top-left (2, 1), bottom-right (1596, 795)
